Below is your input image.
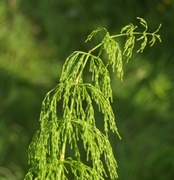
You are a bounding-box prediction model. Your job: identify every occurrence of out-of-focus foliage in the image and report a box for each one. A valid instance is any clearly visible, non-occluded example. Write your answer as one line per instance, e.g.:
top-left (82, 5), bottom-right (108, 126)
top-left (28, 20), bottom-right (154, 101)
top-left (0, 0), bottom-right (173, 179)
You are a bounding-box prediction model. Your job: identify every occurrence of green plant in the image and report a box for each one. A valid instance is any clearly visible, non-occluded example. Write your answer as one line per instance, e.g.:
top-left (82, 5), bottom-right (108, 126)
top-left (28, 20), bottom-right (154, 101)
top-left (24, 17), bottom-right (161, 180)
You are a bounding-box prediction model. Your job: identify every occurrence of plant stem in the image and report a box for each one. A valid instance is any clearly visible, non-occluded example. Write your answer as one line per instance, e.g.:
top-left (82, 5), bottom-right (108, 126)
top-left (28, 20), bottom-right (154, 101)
top-left (58, 129), bottom-right (67, 179)
top-left (60, 135), bottom-right (67, 161)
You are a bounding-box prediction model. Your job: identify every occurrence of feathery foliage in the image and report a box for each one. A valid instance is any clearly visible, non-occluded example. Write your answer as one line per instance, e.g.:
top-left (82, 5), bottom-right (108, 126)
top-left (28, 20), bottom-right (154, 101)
top-left (24, 17), bottom-right (161, 180)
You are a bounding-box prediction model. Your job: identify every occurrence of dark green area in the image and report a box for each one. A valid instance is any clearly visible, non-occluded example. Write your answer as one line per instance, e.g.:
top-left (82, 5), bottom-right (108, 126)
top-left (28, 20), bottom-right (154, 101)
top-left (0, 0), bottom-right (173, 179)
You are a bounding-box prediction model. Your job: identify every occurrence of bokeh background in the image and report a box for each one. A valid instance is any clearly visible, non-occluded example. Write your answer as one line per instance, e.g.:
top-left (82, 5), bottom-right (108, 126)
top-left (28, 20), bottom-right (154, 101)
top-left (0, 0), bottom-right (174, 179)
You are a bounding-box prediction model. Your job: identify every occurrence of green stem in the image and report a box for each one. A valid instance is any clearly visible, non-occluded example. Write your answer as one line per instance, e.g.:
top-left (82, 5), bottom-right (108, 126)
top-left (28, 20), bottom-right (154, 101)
top-left (75, 51), bottom-right (91, 81)
top-left (90, 42), bottom-right (103, 52)
top-left (60, 135), bottom-right (67, 161)
top-left (58, 129), bottom-right (67, 179)
top-left (111, 32), bottom-right (154, 38)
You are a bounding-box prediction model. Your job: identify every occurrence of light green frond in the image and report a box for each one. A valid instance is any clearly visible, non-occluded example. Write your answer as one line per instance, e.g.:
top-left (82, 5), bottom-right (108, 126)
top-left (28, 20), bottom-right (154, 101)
top-left (121, 23), bottom-right (137, 34)
top-left (102, 33), bottom-right (124, 80)
top-left (85, 27), bottom-right (106, 42)
top-left (25, 17), bottom-right (161, 180)
top-left (137, 17), bottom-right (148, 32)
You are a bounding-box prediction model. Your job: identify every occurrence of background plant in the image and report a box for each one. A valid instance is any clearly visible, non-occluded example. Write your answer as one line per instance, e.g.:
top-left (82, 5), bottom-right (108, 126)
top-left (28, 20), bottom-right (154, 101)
top-left (24, 18), bottom-right (161, 180)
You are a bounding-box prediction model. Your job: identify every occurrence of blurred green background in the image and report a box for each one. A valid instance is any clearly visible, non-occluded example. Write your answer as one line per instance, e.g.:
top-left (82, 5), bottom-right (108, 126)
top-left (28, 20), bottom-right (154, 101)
top-left (0, 0), bottom-right (174, 179)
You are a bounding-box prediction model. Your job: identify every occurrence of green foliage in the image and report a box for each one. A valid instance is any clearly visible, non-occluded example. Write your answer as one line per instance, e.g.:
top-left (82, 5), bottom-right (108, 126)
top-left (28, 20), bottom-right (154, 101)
top-left (24, 17), bottom-right (161, 180)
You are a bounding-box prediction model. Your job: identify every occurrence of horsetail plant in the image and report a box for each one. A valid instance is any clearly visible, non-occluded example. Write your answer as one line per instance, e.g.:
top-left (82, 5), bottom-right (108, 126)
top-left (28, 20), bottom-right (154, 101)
top-left (24, 17), bottom-right (161, 180)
